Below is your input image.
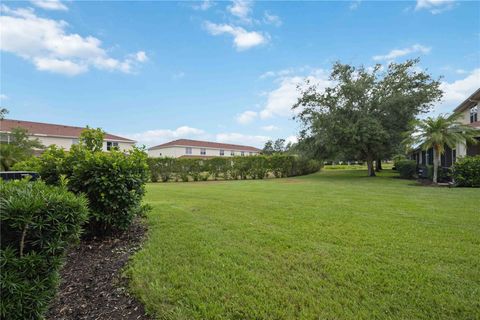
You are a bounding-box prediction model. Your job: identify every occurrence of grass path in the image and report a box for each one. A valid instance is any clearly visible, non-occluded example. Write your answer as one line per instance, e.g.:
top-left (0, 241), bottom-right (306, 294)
top-left (128, 170), bottom-right (479, 319)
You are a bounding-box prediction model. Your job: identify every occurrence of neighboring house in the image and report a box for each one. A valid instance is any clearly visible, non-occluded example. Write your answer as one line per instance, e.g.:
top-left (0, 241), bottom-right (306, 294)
top-left (0, 119), bottom-right (136, 152)
top-left (148, 139), bottom-right (261, 158)
top-left (411, 88), bottom-right (480, 167)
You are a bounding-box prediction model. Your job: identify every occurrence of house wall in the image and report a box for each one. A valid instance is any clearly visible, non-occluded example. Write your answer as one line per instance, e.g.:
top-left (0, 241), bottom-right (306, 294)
top-left (32, 136), bottom-right (134, 152)
top-left (148, 146), bottom-right (260, 158)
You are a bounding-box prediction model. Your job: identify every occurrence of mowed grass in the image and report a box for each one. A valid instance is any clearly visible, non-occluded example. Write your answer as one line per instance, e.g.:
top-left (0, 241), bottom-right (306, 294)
top-left (128, 170), bottom-right (480, 320)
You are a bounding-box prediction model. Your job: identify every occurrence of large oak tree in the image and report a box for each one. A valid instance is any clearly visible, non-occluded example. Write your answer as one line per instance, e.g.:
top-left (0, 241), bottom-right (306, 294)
top-left (293, 59), bottom-right (443, 176)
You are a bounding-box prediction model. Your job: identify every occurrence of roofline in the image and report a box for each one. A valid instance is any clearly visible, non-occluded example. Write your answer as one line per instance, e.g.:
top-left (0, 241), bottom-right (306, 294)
top-left (149, 144), bottom-right (261, 152)
top-left (0, 119), bottom-right (136, 143)
top-left (453, 88), bottom-right (480, 113)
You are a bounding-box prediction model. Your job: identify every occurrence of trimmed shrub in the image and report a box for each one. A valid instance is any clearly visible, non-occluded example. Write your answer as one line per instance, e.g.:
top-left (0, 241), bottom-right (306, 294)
top-left (147, 155), bottom-right (321, 182)
top-left (452, 156), bottom-right (480, 187)
top-left (0, 179), bottom-right (89, 320)
top-left (66, 148), bottom-right (149, 235)
top-left (395, 160), bottom-right (417, 179)
top-left (10, 156), bottom-right (41, 172)
top-left (38, 146), bottom-right (67, 186)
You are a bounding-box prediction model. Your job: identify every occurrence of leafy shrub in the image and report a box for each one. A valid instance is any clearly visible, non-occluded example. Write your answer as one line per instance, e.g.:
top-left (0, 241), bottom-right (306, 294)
top-left (0, 179), bottom-right (89, 320)
top-left (395, 160), bottom-right (417, 179)
top-left (38, 129), bottom-right (150, 236)
top-left (37, 146), bottom-right (67, 186)
top-left (66, 147), bottom-right (149, 235)
top-left (10, 156), bottom-right (41, 172)
top-left (147, 155), bottom-right (321, 182)
top-left (452, 156), bottom-right (480, 187)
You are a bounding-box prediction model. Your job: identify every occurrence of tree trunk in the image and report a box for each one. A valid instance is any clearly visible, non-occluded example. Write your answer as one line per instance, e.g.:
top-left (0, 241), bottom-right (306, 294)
top-left (375, 159), bottom-right (382, 172)
top-left (366, 156), bottom-right (376, 177)
top-left (433, 146), bottom-right (440, 184)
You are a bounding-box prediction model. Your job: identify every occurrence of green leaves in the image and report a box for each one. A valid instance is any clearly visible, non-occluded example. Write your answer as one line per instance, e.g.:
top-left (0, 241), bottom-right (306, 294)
top-left (0, 179), bottom-right (89, 319)
top-left (147, 155), bottom-right (321, 182)
top-left (294, 59), bottom-right (443, 176)
top-left (452, 156), bottom-right (480, 187)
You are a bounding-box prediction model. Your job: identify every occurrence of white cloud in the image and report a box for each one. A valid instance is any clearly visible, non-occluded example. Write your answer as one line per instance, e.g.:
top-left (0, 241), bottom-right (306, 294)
top-left (135, 51), bottom-right (148, 62)
top-left (260, 69), bottom-right (333, 119)
top-left (172, 71), bottom-right (185, 80)
top-left (192, 0), bottom-right (214, 11)
top-left (236, 110), bottom-right (257, 124)
top-left (0, 6), bottom-right (147, 76)
top-left (285, 135), bottom-right (298, 145)
top-left (204, 21), bottom-right (268, 50)
top-left (127, 126), bottom-right (207, 147)
top-left (415, 0), bottom-right (456, 14)
top-left (216, 132), bottom-right (269, 147)
top-left (30, 0), bottom-right (67, 11)
top-left (228, 0), bottom-right (253, 23)
top-left (263, 12), bottom-right (282, 27)
top-left (435, 68), bottom-right (480, 113)
top-left (349, 0), bottom-right (362, 10)
top-left (372, 44), bottom-right (431, 61)
top-left (260, 125), bottom-right (278, 131)
top-left (0, 94), bottom-right (8, 100)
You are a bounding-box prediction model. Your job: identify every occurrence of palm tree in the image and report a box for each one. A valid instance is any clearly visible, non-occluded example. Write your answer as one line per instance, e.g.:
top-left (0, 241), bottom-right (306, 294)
top-left (406, 113), bottom-right (478, 183)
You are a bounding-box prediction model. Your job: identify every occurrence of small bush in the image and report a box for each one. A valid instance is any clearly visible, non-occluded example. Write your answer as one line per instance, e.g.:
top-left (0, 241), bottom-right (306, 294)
top-left (10, 156), bottom-right (41, 172)
top-left (67, 148), bottom-right (149, 235)
top-left (452, 156), bottom-right (480, 187)
top-left (0, 179), bottom-right (89, 320)
top-left (395, 160), bottom-right (417, 179)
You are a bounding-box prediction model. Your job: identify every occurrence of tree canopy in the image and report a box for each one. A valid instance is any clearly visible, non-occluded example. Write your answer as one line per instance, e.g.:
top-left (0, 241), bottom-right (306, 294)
top-left (0, 127), bottom-right (44, 171)
top-left (294, 59), bottom-right (443, 176)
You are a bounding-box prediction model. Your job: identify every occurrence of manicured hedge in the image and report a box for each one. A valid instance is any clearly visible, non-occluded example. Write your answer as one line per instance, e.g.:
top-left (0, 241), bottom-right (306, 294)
top-left (0, 179), bottom-right (89, 320)
top-left (147, 155), bottom-right (321, 182)
top-left (452, 156), bottom-right (480, 187)
top-left (395, 160), bottom-right (417, 179)
top-left (36, 133), bottom-right (150, 236)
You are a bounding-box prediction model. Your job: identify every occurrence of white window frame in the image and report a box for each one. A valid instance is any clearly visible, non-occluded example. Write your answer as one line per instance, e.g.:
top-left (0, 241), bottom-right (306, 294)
top-left (200, 148), bottom-right (206, 155)
top-left (231, 150), bottom-right (235, 156)
top-left (185, 147), bottom-right (192, 155)
top-left (106, 141), bottom-right (119, 151)
top-left (241, 151), bottom-right (245, 156)
top-left (220, 149), bottom-right (224, 156)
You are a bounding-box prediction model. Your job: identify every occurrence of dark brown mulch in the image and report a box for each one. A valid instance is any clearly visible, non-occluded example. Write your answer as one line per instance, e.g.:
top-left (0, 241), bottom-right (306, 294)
top-left (46, 219), bottom-right (152, 320)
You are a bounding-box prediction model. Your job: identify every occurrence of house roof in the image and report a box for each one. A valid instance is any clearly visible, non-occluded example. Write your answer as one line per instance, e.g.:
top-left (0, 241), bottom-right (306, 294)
top-left (149, 139), bottom-right (261, 152)
top-left (453, 88), bottom-right (480, 113)
top-left (0, 119), bottom-right (135, 143)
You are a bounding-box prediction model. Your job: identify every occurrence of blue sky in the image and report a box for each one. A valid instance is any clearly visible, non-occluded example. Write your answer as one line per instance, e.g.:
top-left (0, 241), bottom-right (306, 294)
top-left (1, 0), bottom-right (479, 147)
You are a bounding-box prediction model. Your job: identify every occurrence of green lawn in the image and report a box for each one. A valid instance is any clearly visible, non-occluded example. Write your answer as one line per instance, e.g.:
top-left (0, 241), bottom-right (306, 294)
top-left (128, 170), bottom-right (480, 320)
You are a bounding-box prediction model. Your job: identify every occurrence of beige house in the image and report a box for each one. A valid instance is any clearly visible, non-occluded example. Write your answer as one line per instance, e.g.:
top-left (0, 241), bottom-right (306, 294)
top-left (0, 119), bottom-right (136, 152)
top-left (411, 88), bottom-right (480, 167)
top-left (148, 139), bottom-right (261, 158)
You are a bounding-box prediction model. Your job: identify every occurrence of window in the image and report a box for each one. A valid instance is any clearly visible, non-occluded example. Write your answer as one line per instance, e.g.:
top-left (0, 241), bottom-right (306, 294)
top-left (220, 149), bottom-right (224, 156)
top-left (249, 152), bottom-right (253, 156)
top-left (200, 148), bottom-right (206, 155)
top-left (106, 141), bottom-right (119, 151)
top-left (241, 151), bottom-right (245, 156)
top-left (0, 133), bottom-right (10, 143)
top-left (231, 150), bottom-right (235, 156)
top-left (185, 147), bottom-right (192, 155)
top-left (72, 138), bottom-right (79, 145)
top-left (470, 105), bottom-right (478, 123)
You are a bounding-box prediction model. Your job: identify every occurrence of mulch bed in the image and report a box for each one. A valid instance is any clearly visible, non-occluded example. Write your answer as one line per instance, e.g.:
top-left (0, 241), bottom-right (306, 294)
top-left (46, 219), bottom-right (152, 320)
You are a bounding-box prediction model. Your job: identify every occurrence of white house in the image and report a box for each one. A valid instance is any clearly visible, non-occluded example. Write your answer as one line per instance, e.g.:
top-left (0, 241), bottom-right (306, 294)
top-left (0, 119), bottom-right (136, 152)
top-left (148, 139), bottom-right (262, 158)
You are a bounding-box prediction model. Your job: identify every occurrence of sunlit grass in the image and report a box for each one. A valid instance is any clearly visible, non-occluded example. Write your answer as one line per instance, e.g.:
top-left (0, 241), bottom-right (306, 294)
top-left (128, 169), bottom-right (479, 320)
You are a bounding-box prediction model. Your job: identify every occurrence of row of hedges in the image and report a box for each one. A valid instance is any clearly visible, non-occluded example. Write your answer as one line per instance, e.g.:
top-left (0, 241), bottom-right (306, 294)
top-left (147, 155), bottom-right (321, 182)
top-left (394, 156), bottom-right (479, 187)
